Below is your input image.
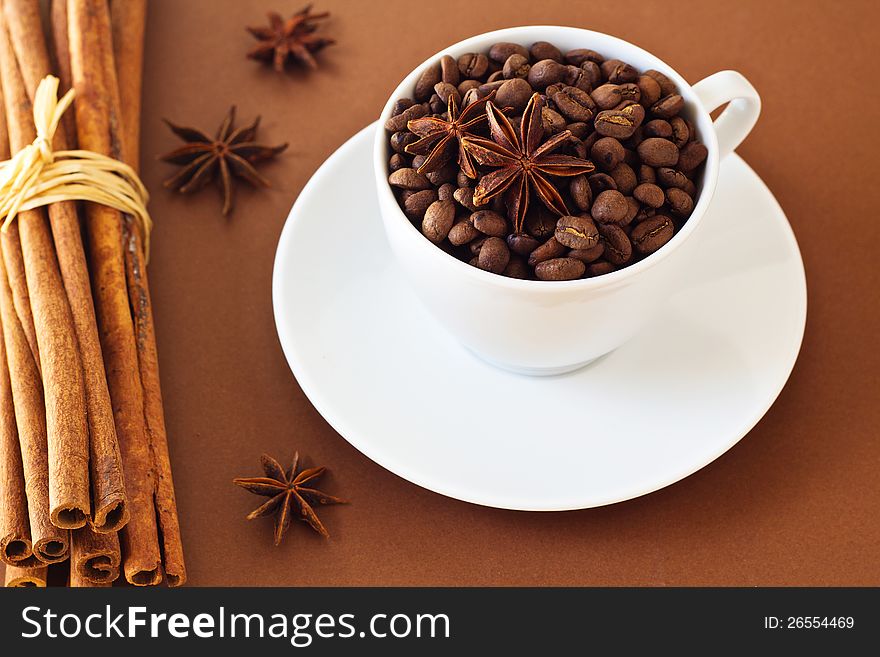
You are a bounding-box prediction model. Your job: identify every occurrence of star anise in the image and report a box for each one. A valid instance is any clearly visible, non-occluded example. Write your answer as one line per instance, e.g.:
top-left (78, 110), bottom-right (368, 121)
top-left (461, 93), bottom-right (595, 232)
top-left (404, 90), bottom-right (497, 179)
top-left (233, 452), bottom-right (347, 546)
top-left (246, 5), bottom-right (334, 72)
top-left (160, 106), bottom-right (288, 216)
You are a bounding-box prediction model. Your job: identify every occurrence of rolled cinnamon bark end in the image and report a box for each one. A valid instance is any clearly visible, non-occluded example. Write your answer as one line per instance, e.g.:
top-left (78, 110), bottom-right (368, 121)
top-left (71, 527), bottom-right (120, 585)
top-left (5, 564), bottom-right (48, 587)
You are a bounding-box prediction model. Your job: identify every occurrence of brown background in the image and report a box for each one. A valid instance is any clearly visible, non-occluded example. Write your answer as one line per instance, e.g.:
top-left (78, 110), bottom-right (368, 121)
top-left (6, 0), bottom-right (880, 586)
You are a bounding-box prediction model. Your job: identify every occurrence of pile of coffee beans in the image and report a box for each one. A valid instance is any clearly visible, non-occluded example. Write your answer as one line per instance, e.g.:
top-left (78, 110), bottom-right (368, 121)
top-left (385, 41), bottom-right (708, 281)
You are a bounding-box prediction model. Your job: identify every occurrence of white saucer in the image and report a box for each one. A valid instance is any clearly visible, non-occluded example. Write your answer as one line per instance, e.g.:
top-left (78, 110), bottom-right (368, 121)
top-left (272, 124), bottom-right (807, 511)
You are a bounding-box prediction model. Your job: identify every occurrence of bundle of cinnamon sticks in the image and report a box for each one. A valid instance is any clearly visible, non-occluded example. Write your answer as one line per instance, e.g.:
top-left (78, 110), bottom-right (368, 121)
top-left (0, 0), bottom-right (185, 587)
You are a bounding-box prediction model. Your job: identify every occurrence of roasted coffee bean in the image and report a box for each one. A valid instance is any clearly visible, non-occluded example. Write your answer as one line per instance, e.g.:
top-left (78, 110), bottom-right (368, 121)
top-left (411, 154), bottom-right (427, 170)
top-left (580, 60), bottom-right (602, 88)
top-left (588, 172), bottom-right (618, 196)
top-left (458, 52), bottom-right (489, 79)
top-left (564, 65), bottom-right (593, 92)
top-left (568, 240), bottom-right (605, 262)
top-left (602, 59), bottom-right (638, 83)
top-left (526, 210), bottom-right (558, 240)
top-left (651, 94), bottom-right (684, 118)
top-left (496, 78), bottom-right (534, 112)
top-left (591, 137), bottom-right (625, 171)
top-left (677, 142), bottom-right (708, 171)
top-left (478, 80), bottom-right (506, 95)
top-left (566, 122), bottom-right (590, 140)
top-left (552, 86), bottom-right (596, 122)
top-left (489, 42), bottom-right (529, 64)
top-left (670, 116), bottom-right (689, 147)
top-left (507, 233), bottom-right (541, 256)
top-left (636, 74), bottom-right (661, 107)
top-left (570, 174), bottom-right (593, 211)
top-left (638, 164), bottom-right (656, 184)
top-left (591, 189), bottom-right (628, 224)
top-left (388, 153), bottom-right (407, 172)
top-left (594, 109), bottom-right (638, 139)
top-left (426, 161), bottom-right (458, 185)
top-left (390, 130), bottom-right (418, 154)
top-left (643, 119), bottom-right (673, 139)
top-left (637, 138), bottom-right (679, 167)
top-left (433, 82), bottom-right (461, 106)
top-left (535, 257), bottom-right (585, 281)
top-left (422, 200), bottom-right (456, 243)
top-left (503, 53), bottom-right (531, 79)
top-left (530, 41), bottom-right (563, 62)
top-left (634, 205), bottom-right (656, 223)
top-left (582, 130), bottom-right (599, 152)
top-left (565, 48), bottom-right (604, 65)
top-left (458, 79), bottom-right (481, 96)
top-left (618, 83), bottom-right (641, 103)
top-left (448, 220), bottom-right (480, 246)
top-left (591, 83), bottom-right (624, 110)
top-left (384, 103), bottom-right (427, 132)
top-left (555, 214), bottom-right (599, 249)
top-left (403, 189), bottom-right (437, 219)
top-left (389, 167), bottom-right (432, 190)
top-left (656, 167), bottom-right (690, 190)
top-left (620, 102), bottom-right (645, 127)
top-left (469, 236), bottom-right (487, 255)
top-left (456, 170), bottom-right (473, 187)
top-left (503, 256), bottom-right (530, 279)
top-left (391, 98), bottom-right (416, 117)
top-left (631, 215), bottom-right (674, 253)
top-left (598, 223), bottom-right (632, 265)
top-left (586, 260), bottom-right (617, 277)
top-left (666, 187), bottom-right (694, 217)
top-left (437, 183), bottom-right (455, 201)
top-left (623, 196), bottom-right (640, 225)
top-left (471, 210), bottom-right (508, 237)
top-left (477, 236), bottom-right (510, 273)
top-left (542, 107), bottom-right (567, 134)
top-left (487, 70), bottom-right (504, 83)
top-left (633, 182), bottom-right (665, 208)
top-left (439, 55), bottom-right (460, 86)
top-left (415, 63), bottom-right (441, 101)
top-left (528, 236), bottom-right (567, 266)
top-left (528, 59), bottom-right (566, 89)
top-left (644, 69), bottom-right (676, 96)
top-left (609, 163), bottom-right (637, 195)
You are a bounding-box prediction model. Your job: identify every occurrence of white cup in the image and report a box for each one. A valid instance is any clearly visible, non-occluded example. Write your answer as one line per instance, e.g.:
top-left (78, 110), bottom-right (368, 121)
top-left (373, 26), bottom-right (761, 375)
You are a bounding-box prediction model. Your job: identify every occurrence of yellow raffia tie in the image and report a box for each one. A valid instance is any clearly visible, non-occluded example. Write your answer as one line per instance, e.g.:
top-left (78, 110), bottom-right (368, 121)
top-left (0, 75), bottom-right (152, 255)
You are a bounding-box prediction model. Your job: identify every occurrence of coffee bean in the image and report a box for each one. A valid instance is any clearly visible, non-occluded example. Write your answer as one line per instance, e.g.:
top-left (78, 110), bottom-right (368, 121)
top-left (602, 59), bottom-right (638, 83)
top-left (496, 78), bottom-right (534, 112)
top-left (507, 233), bottom-right (541, 256)
top-left (437, 55), bottom-right (460, 87)
top-left (528, 59), bottom-right (567, 90)
top-left (433, 82), bottom-right (461, 106)
top-left (637, 74), bottom-right (661, 108)
top-left (568, 240), bottom-right (605, 262)
top-left (677, 142), bottom-right (708, 171)
top-left (404, 189), bottom-right (437, 219)
top-left (580, 61), bottom-right (602, 88)
top-left (666, 187), bottom-right (694, 217)
top-left (609, 163), bottom-right (637, 195)
top-left (453, 186), bottom-right (479, 211)
top-left (389, 153), bottom-right (407, 172)
top-left (415, 63), bottom-right (441, 101)
top-left (458, 53), bottom-right (489, 79)
top-left (390, 130), bottom-right (418, 154)
top-left (598, 223), bottom-right (632, 265)
top-left (594, 109), bottom-right (638, 139)
top-left (542, 107), bottom-right (567, 134)
top-left (651, 94), bottom-right (684, 118)
top-left (591, 189), bottom-right (628, 224)
top-left (633, 182), bottom-right (665, 208)
top-left (478, 80), bottom-right (506, 96)
top-left (564, 65), bottom-right (593, 92)
top-left (569, 175), bottom-right (593, 211)
top-left (569, 136), bottom-right (588, 159)
top-left (458, 79), bottom-right (481, 96)
top-left (586, 260), bottom-right (617, 277)
top-left (591, 83), bottom-right (624, 110)
top-left (487, 70), bottom-right (504, 83)
top-left (503, 256), bottom-right (530, 279)
top-left (488, 42), bottom-right (529, 64)
top-left (389, 167), bottom-right (432, 190)
top-left (391, 98), bottom-right (416, 116)
top-left (384, 103), bottom-right (427, 132)
top-left (422, 200), bottom-right (456, 243)
top-left (656, 167), bottom-right (689, 190)
top-left (644, 69), bottom-right (676, 96)
top-left (528, 41), bottom-right (561, 62)
top-left (502, 54), bottom-right (531, 79)
top-left (526, 210), bottom-right (558, 240)
top-left (634, 205), bottom-right (656, 223)
top-left (555, 214), bottom-right (599, 249)
top-left (620, 102), bottom-right (645, 128)
top-left (565, 48), bottom-right (604, 65)
top-left (637, 138), bottom-right (680, 167)
top-left (528, 236), bottom-right (567, 266)
top-left (638, 164), bottom-right (656, 184)
top-left (552, 86), bottom-right (596, 122)
top-left (590, 137), bottom-right (624, 171)
top-left (535, 257), bottom-right (586, 281)
top-left (669, 117), bottom-right (689, 148)
top-left (624, 196), bottom-right (640, 225)
top-left (469, 236), bottom-right (487, 255)
top-left (588, 172), bottom-right (618, 196)
top-left (426, 161), bottom-right (458, 185)
top-left (437, 183), bottom-right (455, 201)
top-left (566, 122), bottom-right (590, 140)
top-left (471, 210), bottom-right (508, 237)
top-left (631, 215), bottom-right (674, 253)
top-left (448, 220), bottom-right (480, 246)
top-left (643, 119), bottom-right (672, 139)
top-left (477, 236), bottom-right (510, 273)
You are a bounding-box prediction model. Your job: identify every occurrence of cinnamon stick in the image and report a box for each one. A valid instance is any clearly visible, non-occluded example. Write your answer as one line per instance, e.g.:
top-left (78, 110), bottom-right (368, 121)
top-left (0, 9), bottom-right (90, 530)
top-left (67, 0), bottom-right (161, 586)
top-left (47, 0), bottom-right (76, 148)
top-left (109, 0), bottom-right (186, 587)
top-left (71, 526), bottom-right (120, 585)
top-left (4, 564), bottom-right (47, 586)
top-left (3, 0), bottom-right (128, 533)
top-left (0, 244), bottom-right (68, 564)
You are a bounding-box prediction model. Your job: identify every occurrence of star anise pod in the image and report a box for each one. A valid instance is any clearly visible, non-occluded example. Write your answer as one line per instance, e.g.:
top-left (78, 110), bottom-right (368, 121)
top-left (404, 90), bottom-right (497, 179)
top-left (461, 93), bottom-right (595, 232)
top-left (160, 106), bottom-right (288, 216)
top-left (233, 452), bottom-right (347, 546)
top-left (246, 5), bottom-right (334, 72)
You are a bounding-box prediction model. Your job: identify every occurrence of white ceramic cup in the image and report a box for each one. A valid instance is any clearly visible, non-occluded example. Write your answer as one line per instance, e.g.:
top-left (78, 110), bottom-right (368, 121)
top-left (373, 26), bottom-right (761, 375)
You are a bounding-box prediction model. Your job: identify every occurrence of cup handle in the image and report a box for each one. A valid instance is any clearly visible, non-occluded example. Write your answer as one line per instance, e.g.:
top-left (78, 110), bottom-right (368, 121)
top-left (691, 71), bottom-right (761, 158)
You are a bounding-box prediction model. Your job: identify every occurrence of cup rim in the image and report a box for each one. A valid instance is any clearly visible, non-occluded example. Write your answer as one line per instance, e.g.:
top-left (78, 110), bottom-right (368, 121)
top-left (373, 25), bottom-right (720, 290)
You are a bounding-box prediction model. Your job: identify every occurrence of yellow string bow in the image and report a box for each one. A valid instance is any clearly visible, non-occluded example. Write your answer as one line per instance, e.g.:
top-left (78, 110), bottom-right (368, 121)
top-left (0, 75), bottom-right (152, 255)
